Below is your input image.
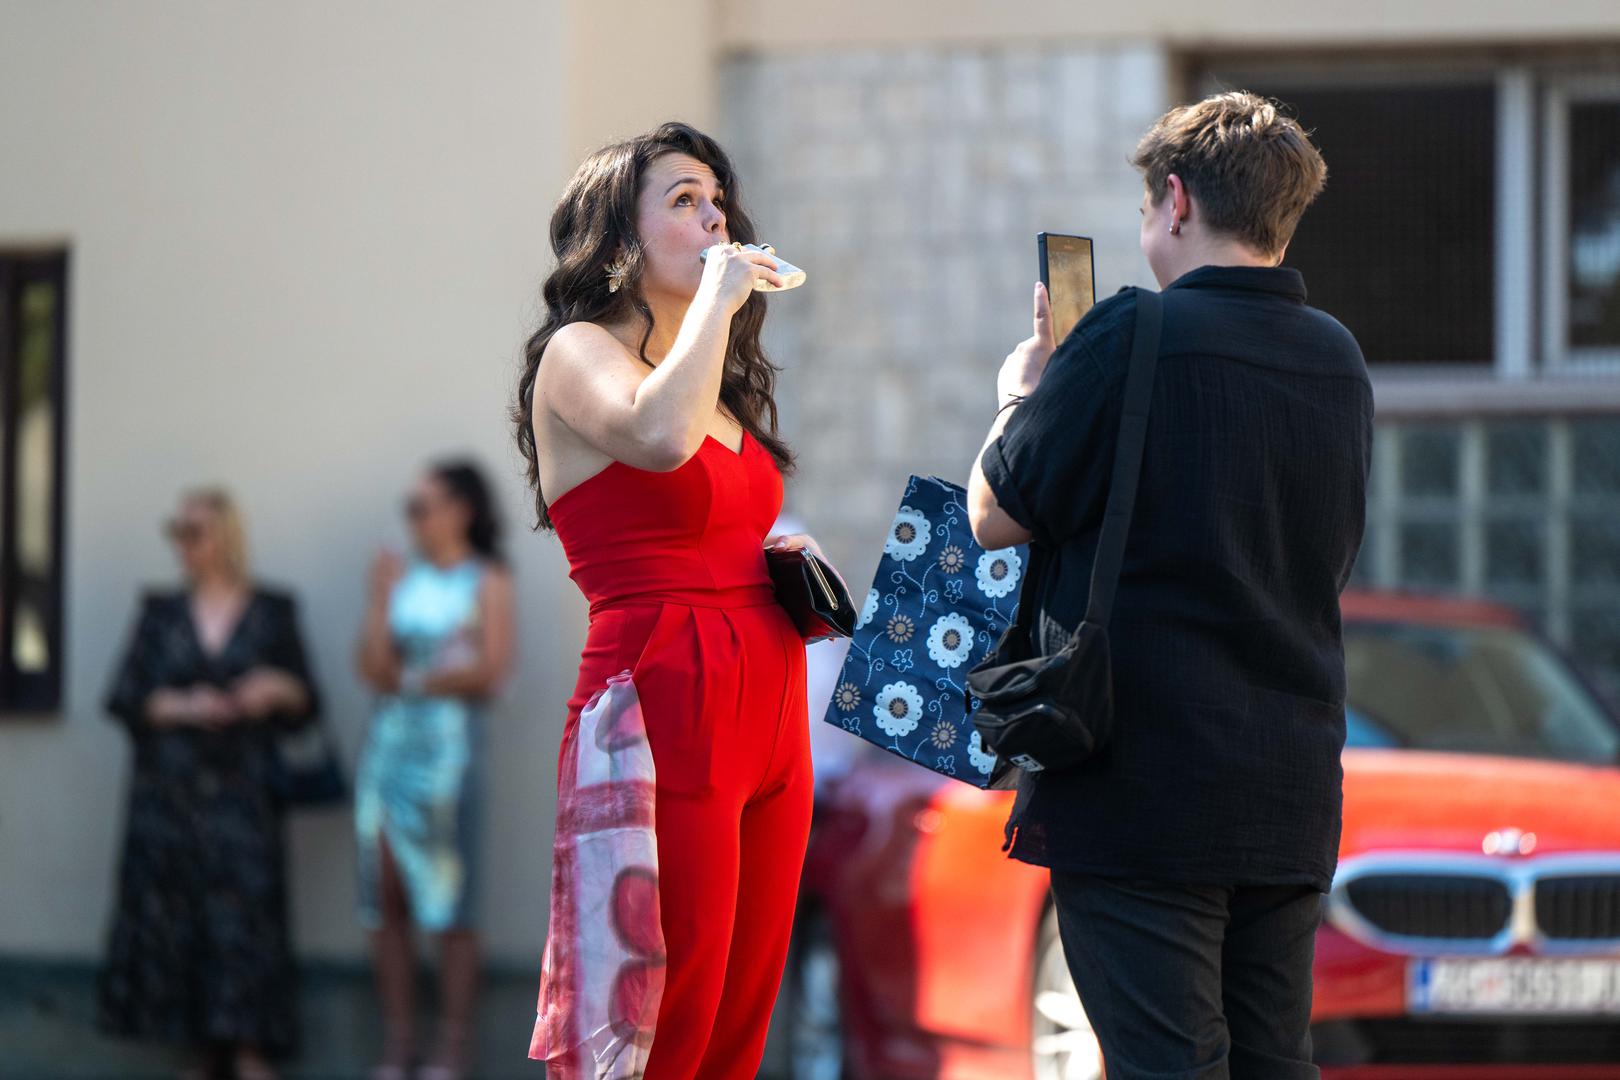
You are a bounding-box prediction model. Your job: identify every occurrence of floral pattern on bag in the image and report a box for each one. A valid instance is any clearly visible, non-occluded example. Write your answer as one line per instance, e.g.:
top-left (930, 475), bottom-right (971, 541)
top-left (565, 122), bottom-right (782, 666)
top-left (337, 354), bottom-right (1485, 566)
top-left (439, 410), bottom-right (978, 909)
top-left (821, 475), bottom-right (1028, 788)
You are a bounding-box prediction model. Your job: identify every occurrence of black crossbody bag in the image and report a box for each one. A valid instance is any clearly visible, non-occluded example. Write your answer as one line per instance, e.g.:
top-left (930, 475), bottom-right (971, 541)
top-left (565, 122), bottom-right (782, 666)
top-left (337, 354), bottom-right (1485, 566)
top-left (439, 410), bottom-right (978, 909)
top-left (967, 288), bottom-right (1162, 777)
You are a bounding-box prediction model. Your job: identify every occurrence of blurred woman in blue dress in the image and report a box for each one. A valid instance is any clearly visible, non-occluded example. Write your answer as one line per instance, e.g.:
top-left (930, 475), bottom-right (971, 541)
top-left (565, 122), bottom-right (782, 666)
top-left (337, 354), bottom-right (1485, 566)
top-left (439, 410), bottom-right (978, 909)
top-left (353, 460), bottom-right (515, 1080)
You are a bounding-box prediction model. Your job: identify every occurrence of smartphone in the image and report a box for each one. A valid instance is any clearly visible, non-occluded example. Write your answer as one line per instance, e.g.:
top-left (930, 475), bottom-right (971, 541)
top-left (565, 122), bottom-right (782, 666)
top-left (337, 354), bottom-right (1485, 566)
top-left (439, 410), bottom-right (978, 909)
top-left (1038, 232), bottom-right (1096, 344)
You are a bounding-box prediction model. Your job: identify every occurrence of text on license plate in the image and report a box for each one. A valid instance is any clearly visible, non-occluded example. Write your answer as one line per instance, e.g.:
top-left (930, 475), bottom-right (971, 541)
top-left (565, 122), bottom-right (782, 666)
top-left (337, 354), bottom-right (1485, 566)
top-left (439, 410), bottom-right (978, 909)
top-left (1409, 958), bottom-right (1620, 1015)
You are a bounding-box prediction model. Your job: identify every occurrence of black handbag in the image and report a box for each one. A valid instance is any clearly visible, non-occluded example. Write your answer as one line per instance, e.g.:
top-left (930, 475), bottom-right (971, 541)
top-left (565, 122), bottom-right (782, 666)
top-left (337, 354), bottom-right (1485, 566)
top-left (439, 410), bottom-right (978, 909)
top-left (766, 547), bottom-right (855, 642)
top-left (270, 719), bottom-right (348, 808)
top-left (966, 287), bottom-right (1163, 776)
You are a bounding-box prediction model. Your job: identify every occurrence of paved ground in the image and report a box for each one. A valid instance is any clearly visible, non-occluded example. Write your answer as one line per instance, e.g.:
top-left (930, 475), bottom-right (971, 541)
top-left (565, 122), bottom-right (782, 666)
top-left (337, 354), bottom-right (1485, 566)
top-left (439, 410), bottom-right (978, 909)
top-left (1, 959), bottom-right (796, 1079)
top-left (2, 959), bottom-right (550, 1079)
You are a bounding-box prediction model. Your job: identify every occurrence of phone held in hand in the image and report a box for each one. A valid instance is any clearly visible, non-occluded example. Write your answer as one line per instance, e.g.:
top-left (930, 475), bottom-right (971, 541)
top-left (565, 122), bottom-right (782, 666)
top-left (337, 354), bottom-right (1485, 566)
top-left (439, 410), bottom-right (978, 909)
top-left (1038, 232), bottom-right (1097, 344)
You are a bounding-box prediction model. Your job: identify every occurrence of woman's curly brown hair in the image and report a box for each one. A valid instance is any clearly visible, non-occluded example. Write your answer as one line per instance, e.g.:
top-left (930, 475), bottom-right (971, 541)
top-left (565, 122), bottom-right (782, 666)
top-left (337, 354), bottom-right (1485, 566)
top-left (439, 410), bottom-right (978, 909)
top-left (512, 121), bottom-right (794, 530)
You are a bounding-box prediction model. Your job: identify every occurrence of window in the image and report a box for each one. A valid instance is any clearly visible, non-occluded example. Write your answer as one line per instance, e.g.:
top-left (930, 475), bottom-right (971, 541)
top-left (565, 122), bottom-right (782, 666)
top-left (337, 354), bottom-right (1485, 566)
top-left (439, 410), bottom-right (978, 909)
top-left (1225, 80), bottom-right (1499, 367)
top-left (1359, 416), bottom-right (1620, 701)
top-left (0, 250), bottom-right (68, 715)
top-left (1544, 77), bottom-right (1620, 370)
top-left (1200, 61), bottom-right (1620, 381)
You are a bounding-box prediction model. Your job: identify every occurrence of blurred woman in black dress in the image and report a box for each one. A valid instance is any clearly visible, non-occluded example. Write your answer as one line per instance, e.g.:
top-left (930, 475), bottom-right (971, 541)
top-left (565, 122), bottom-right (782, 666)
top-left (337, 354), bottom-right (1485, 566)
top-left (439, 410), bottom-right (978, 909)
top-left (99, 488), bottom-right (321, 1080)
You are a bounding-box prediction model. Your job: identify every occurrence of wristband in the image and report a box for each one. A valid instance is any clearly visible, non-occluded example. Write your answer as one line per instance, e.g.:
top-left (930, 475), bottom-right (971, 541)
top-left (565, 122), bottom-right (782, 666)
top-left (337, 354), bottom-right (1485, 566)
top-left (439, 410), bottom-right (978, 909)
top-left (997, 395), bottom-right (1026, 416)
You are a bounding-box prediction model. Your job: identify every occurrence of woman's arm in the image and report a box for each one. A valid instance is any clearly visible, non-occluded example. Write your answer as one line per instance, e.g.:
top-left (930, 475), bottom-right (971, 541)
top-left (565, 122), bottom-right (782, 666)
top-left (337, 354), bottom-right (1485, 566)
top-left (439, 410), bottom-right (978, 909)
top-left (105, 597), bottom-right (162, 729)
top-left (968, 283), bottom-right (1055, 549)
top-left (233, 593), bottom-right (320, 726)
top-left (151, 686), bottom-right (240, 728)
top-left (104, 595), bottom-right (236, 729)
top-left (537, 246), bottom-right (780, 472)
top-left (105, 596), bottom-right (177, 729)
top-left (420, 566), bottom-right (516, 699)
top-left (968, 406), bottom-right (1035, 550)
top-left (355, 552), bottom-right (403, 694)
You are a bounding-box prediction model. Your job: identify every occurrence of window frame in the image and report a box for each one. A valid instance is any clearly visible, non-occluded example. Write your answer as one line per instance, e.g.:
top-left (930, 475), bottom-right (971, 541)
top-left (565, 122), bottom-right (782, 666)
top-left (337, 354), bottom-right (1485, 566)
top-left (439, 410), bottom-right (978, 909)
top-left (1193, 56), bottom-right (1620, 405)
top-left (1195, 61), bottom-right (1507, 378)
top-left (0, 248), bottom-right (70, 717)
top-left (1540, 73), bottom-right (1620, 374)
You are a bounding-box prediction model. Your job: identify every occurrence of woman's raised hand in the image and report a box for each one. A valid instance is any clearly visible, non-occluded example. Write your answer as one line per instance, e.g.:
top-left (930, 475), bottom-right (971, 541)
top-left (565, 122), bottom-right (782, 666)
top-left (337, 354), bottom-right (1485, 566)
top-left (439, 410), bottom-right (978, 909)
top-left (369, 549), bottom-right (404, 602)
top-left (701, 242), bottom-right (784, 314)
top-left (997, 281), bottom-right (1059, 407)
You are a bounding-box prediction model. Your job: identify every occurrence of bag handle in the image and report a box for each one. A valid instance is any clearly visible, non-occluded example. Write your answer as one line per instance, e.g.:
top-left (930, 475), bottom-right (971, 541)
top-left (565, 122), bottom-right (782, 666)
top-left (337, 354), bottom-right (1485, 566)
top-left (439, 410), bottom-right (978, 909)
top-left (1084, 287), bottom-right (1162, 628)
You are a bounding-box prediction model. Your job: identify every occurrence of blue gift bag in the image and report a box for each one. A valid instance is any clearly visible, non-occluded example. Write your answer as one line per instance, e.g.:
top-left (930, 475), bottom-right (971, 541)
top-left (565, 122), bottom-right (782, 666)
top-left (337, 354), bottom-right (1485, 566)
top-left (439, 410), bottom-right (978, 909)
top-left (821, 475), bottom-right (1028, 788)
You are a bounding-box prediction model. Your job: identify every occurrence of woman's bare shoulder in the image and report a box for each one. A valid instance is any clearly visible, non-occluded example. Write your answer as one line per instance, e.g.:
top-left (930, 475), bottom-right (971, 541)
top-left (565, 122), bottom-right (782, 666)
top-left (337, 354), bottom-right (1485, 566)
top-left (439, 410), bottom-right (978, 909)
top-left (537, 321), bottom-right (647, 410)
top-left (542, 320), bottom-right (633, 370)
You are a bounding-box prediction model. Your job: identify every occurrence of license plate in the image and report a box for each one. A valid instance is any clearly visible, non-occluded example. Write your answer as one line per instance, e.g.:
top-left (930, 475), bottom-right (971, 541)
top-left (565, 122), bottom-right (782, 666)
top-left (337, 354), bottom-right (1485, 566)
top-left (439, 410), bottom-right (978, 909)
top-left (1409, 958), bottom-right (1620, 1015)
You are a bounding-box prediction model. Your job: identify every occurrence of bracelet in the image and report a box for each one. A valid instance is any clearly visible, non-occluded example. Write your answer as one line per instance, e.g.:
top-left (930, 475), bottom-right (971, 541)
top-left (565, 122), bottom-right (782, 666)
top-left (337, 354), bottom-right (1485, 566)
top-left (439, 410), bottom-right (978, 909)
top-left (996, 395), bottom-right (1026, 416)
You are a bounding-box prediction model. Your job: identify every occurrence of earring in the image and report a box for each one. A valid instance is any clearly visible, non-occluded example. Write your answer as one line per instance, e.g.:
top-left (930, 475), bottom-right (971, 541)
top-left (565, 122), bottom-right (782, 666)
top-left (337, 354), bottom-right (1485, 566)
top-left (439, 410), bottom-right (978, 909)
top-left (1169, 219), bottom-right (1182, 236)
top-left (605, 258), bottom-right (627, 293)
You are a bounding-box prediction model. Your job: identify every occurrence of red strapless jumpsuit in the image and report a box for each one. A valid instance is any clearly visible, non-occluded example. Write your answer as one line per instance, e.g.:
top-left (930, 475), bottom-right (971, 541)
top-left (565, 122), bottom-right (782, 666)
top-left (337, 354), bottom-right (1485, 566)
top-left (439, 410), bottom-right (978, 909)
top-left (547, 430), bottom-right (814, 1079)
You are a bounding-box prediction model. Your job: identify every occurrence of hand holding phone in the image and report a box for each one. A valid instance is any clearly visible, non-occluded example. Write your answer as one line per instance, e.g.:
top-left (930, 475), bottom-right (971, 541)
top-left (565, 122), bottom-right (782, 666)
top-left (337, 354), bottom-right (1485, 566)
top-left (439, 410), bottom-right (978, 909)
top-left (997, 282), bottom-right (1058, 406)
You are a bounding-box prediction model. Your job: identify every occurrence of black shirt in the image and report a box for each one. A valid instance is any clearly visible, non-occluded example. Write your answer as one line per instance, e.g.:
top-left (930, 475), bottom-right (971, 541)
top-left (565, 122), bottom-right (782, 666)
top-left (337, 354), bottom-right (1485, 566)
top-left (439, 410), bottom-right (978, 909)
top-left (981, 265), bottom-right (1372, 891)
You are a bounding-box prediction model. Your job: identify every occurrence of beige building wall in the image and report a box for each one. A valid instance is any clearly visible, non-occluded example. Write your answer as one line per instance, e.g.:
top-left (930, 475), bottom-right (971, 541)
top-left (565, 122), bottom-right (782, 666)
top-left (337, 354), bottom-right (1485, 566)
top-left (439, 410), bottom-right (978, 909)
top-left (4, 0), bottom-right (1617, 969)
top-left (0, 0), bottom-right (714, 966)
top-left (724, 43), bottom-right (1169, 584)
top-left (564, 1), bottom-right (717, 159)
top-left (717, 0), bottom-right (1620, 48)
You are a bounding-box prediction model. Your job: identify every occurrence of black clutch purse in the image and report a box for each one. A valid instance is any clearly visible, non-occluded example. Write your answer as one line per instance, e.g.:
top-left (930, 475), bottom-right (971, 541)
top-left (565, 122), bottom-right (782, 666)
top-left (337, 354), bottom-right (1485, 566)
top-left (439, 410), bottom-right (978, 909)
top-left (766, 547), bottom-right (855, 642)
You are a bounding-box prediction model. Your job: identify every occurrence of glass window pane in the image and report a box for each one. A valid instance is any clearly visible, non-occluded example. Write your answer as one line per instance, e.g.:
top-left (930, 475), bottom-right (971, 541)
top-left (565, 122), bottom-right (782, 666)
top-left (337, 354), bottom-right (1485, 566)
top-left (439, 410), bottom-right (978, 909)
top-left (1572, 418), bottom-right (1620, 495)
top-left (1400, 425), bottom-right (1461, 498)
top-left (1568, 101), bottom-right (1620, 350)
top-left (1571, 513), bottom-right (1620, 588)
top-left (0, 253), bottom-right (67, 712)
top-left (1229, 82), bottom-right (1495, 365)
top-left (12, 602), bottom-right (47, 672)
top-left (1399, 520), bottom-right (1459, 588)
top-left (0, 280), bottom-right (7, 554)
top-left (17, 282), bottom-right (55, 573)
top-left (1486, 422), bottom-right (1548, 497)
top-left (12, 281), bottom-right (57, 675)
top-left (1485, 518), bottom-right (1544, 588)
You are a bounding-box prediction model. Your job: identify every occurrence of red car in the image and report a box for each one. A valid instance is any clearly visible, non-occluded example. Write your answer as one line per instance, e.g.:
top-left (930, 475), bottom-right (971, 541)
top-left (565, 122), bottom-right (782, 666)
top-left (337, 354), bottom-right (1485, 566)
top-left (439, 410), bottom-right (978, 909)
top-left (768, 591), bottom-right (1620, 1079)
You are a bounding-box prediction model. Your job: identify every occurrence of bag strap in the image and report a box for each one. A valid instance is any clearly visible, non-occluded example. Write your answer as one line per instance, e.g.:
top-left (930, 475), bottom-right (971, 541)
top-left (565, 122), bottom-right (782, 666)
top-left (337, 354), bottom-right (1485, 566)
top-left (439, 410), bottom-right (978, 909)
top-left (1083, 288), bottom-right (1162, 628)
top-left (999, 287), bottom-right (1162, 649)
top-left (1002, 527), bottom-right (1048, 646)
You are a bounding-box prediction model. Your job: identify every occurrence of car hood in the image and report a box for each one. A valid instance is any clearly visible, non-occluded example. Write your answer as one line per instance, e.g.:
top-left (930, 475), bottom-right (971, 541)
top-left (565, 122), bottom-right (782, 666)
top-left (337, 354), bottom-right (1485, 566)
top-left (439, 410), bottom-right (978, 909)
top-left (1341, 748), bottom-right (1620, 857)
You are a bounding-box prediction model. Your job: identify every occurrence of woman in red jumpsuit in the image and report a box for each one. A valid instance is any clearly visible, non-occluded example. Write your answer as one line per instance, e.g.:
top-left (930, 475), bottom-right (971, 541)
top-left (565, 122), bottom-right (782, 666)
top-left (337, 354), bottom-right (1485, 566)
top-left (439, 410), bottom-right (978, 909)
top-left (515, 122), bottom-right (819, 1079)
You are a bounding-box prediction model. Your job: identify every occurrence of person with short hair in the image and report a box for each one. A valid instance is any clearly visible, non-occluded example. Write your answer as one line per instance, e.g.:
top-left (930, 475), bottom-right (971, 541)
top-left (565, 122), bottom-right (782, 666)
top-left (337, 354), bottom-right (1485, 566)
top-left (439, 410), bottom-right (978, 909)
top-left (969, 91), bottom-right (1372, 1079)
